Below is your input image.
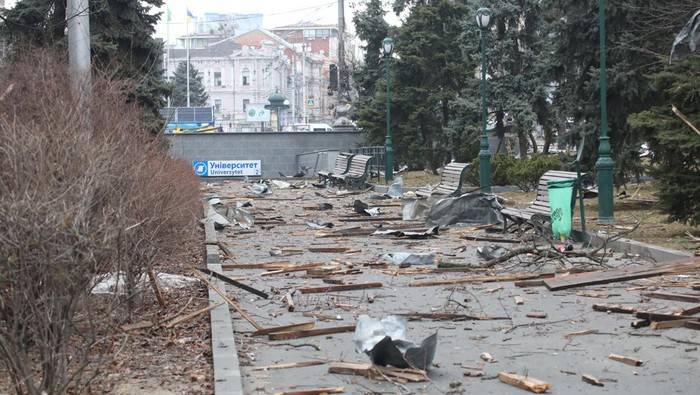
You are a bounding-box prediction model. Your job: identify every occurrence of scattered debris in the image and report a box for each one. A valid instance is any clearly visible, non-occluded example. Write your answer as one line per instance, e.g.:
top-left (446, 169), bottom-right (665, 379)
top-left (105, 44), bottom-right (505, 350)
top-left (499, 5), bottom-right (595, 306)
top-left (497, 372), bottom-right (551, 393)
top-left (328, 362), bottom-right (427, 383)
top-left (306, 218), bottom-right (334, 229)
top-left (382, 252), bottom-right (436, 267)
top-left (477, 246), bottom-right (508, 261)
top-left (480, 352), bottom-right (496, 363)
top-left (353, 315), bottom-right (437, 370)
top-left (608, 353), bottom-right (644, 366)
top-left (526, 311), bottom-right (547, 319)
top-left (581, 374), bottom-right (604, 387)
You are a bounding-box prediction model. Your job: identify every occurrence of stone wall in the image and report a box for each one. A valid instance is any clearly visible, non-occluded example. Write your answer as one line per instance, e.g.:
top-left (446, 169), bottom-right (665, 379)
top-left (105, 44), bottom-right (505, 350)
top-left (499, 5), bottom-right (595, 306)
top-left (167, 131), bottom-right (365, 178)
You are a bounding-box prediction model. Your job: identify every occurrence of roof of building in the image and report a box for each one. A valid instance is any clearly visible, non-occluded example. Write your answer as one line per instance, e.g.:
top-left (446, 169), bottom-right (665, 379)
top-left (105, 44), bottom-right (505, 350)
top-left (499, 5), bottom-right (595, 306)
top-left (271, 22), bottom-right (338, 31)
top-left (169, 37), bottom-right (242, 59)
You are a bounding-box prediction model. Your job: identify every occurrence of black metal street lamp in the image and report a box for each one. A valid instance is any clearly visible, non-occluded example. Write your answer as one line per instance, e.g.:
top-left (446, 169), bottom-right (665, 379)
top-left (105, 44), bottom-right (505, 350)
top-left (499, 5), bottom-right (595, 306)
top-left (382, 37), bottom-right (395, 182)
top-left (475, 7), bottom-right (492, 193)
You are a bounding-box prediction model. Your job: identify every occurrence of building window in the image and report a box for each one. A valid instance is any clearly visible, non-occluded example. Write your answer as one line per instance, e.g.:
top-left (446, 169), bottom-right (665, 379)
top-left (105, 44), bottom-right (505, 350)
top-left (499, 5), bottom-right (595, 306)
top-left (303, 29), bottom-right (315, 39)
top-left (242, 68), bottom-right (250, 86)
top-left (243, 99), bottom-right (250, 112)
top-left (214, 99), bottom-right (222, 113)
top-left (214, 71), bottom-right (222, 87)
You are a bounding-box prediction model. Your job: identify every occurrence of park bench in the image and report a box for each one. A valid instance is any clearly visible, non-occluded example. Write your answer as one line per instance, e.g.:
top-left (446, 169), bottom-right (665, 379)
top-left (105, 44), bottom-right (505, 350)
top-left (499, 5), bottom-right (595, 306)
top-left (416, 162), bottom-right (470, 198)
top-left (501, 170), bottom-right (586, 233)
top-left (318, 152), bottom-right (354, 183)
top-left (331, 154), bottom-right (373, 189)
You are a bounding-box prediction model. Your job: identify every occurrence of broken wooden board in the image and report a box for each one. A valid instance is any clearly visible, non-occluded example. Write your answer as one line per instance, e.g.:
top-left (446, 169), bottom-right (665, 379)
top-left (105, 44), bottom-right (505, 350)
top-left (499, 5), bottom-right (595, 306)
top-left (460, 234), bottom-right (521, 243)
top-left (401, 312), bottom-right (509, 321)
top-left (544, 258), bottom-right (700, 291)
top-left (642, 291), bottom-right (700, 303)
top-left (252, 321), bottom-right (316, 336)
top-left (608, 353), bottom-right (643, 366)
top-left (268, 325), bottom-right (356, 340)
top-left (328, 362), bottom-right (427, 383)
top-left (592, 303), bottom-right (637, 314)
top-left (273, 387), bottom-right (344, 395)
top-left (582, 374), bottom-right (604, 387)
top-left (252, 360), bottom-right (326, 371)
top-left (307, 247), bottom-right (354, 253)
top-left (498, 372), bottom-right (552, 393)
top-left (409, 272), bottom-right (552, 287)
top-left (297, 282), bottom-right (383, 294)
top-left (338, 216), bottom-right (403, 222)
top-left (651, 318), bottom-right (700, 330)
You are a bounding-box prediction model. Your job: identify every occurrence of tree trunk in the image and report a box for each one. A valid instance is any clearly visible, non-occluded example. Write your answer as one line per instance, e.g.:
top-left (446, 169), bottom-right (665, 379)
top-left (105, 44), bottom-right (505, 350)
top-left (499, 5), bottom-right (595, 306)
top-left (528, 131), bottom-right (538, 154)
top-left (517, 129), bottom-right (529, 159)
top-left (543, 126), bottom-right (553, 154)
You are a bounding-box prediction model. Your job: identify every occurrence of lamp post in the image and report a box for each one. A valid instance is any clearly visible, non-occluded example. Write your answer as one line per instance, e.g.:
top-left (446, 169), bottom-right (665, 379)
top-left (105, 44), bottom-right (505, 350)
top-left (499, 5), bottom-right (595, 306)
top-left (382, 37), bottom-right (395, 182)
top-left (596, 0), bottom-right (614, 223)
top-left (476, 7), bottom-right (492, 193)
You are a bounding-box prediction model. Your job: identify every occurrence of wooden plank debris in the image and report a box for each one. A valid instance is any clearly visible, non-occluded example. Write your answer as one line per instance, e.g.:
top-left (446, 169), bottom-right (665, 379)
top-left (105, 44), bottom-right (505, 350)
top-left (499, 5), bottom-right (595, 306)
top-left (651, 318), bottom-right (699, 330)
top-left (273, 387), bottom-right (344, 395)
top-left (592, 303), bottom-right (637, 314)
top-left (582, 374), bottom-right (604, 387)
top-left (498, 372), bottom-right (552, 393)
top-left (635, 311), bottom-right (694, 321)
top-left (544, 258), bottom-right (700, 291)
top-left (284, 292), bottom-right (295, 312)
top-left (339, 216), bottom-right (403, 222)
top-left (608, 353), bottom-right (643, 366)
top-left (307, 247), bottom-right (354, 253)
top-left (564, 329), bottom-right (599, 340)
top-left (253, 321), bottom-right (316, 336)
top-left (409, 272), bottom-right (552, 287)
top-left (268, 325), bottom-right (356, 340)
top-left (197, 267), bottom-right (269, 299)
top-left (642, 291), bottom-right (700, 303)
top-left (297, 282), bottom-right (383, 294)
top-left (328, 362), bottom-right (427, 383)
top-left (460, 234), bottom-right (521, 243)
top-left (402, 312), bottom-right (509, 321)
top-left (514, 279), bottom-right (546, 288)
top-left (192, 270), bottom-right (264, 331)
top-left (526, 312), bottom-right (547, 319)
top-left (252, 360), bottom-right (326, 371)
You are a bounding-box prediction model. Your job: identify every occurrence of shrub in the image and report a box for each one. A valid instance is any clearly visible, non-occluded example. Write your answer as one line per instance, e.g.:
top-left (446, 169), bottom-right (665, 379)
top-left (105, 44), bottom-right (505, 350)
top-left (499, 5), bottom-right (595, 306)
top-left (464, 154), bottom-right (519, 186)
top-left (0, 50), bottom-right (199, 394)
top-left (508, 154), bottom-right (565, 192)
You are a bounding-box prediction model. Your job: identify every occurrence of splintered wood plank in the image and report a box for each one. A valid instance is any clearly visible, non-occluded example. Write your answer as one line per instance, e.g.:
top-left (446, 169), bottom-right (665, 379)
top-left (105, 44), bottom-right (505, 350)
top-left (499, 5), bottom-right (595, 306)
top-left (307, 247), bottom-right (353, 253)
top-left (268, 325), bottom-right (356, 340)
top-left (252, 360), bottom-right (326, 371)
top-left (592, 303), bottom-right (637, 314)
top-left (410, 272), bottom-right (552, 287)
top-left (297, 282), bottom-right (383, 294)
top-left (273, 387), bottom-right (344, 395)
top-left (328, 362), bottom-right (427, 383)
top-left (498, 372), bottom-right (552, 393)
top-left (252, 321), bottom-right (316, 336)
top-left (608, 353), bottom-right (643, 366)
top-left (544, 258), bottom-right (700, 291)
top-left (642, 291), bottom-right (700, 303)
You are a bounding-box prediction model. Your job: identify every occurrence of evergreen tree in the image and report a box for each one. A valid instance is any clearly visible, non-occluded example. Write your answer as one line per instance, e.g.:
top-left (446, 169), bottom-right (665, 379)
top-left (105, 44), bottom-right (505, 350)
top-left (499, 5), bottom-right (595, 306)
top-left (351, 0), bottom-right (390, 150)
top-left (170, 61), bottom-right (209, 107)
top-left (391, 0), bottom-right (470, 170)
top-left (628, 57), bottom-right (700, 224)
top-left (458, 0), bottom-right (556, 159)
top-left (1, 0), bottom-right (169, 132)
top-left (549, 0), bottom-right (697, 183)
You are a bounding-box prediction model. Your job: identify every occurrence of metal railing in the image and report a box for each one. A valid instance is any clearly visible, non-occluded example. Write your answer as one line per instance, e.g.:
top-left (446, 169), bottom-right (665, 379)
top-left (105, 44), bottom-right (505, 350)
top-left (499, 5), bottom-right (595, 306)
top-left (349, 146), bottom-right (386, 183)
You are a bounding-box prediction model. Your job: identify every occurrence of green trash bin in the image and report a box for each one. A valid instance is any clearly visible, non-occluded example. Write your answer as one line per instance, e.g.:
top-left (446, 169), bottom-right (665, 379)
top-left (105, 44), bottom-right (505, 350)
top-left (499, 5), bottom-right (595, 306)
top-left (547, 179), bottom-right (575, 241)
